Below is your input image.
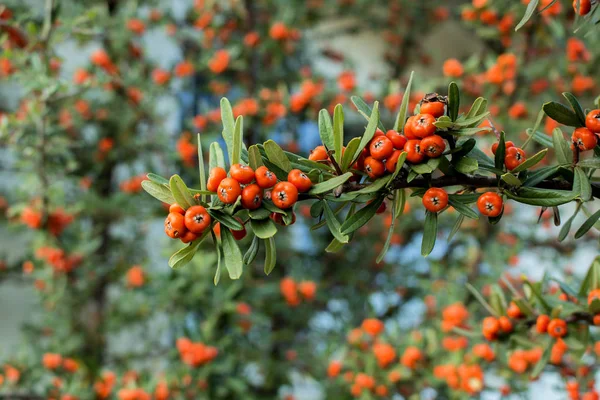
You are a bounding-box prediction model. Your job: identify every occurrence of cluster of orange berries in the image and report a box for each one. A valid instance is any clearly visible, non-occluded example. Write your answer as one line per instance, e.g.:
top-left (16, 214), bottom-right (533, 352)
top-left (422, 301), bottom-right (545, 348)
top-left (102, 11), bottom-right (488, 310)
top-left (20, 206), bottom-right (74, 236)
top-left (572, 109), bottom-right (600, 151)
top-left (507, 348), bottom-right (543, 373)
top-left (421, 187), bottom-right (503, 218)
top-left (42, 353), bottom-right (79, 372)
top-left (35, 246), bottom-right (83, 274)
top-left (164, 203), bottom-right (211, 244)
top-left (433, 363), bottom-right (485, 395)
top-left (280, 277), bottom-right (317, 306)
top-left (481, 314), bottom-right (513, 341)
top-left (176, 337), bottom-right (218, 368)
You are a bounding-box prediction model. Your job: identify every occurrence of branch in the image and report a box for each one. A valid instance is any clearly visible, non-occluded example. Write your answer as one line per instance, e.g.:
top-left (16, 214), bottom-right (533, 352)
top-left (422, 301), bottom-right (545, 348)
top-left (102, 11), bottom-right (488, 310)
top-left (388, 174), bottom-right (573, 191)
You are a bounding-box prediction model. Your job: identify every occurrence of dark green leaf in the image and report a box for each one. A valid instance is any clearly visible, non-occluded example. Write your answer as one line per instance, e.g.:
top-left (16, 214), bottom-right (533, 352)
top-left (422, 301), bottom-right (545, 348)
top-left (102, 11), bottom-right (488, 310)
top-left (243, 235), bottom-right (259, 265)
top-left (351, 96), bottom-right (385, 131)
top-left (574, 209), bottom-right (600, 238)
top-left (394, 71), bottom-right (414, 132)
top-left (208, 210), bottom-right (244, 230)
top-left (543, 102), bottom-right (582, 128)
top-left (264, 140), bottom-right (291, 172)
top-left (573, 166), bottom-right (592, 201)
top-left (523, 166), bottom-right (560, 187)
top-left (333, 104), bottom-right (344, 165)
top-left (248, 145), bottom-right (263, 171)
top-left (562, 92), bottom-right (586, 126)
top-left (323, 201), bottom-right (349, 243)
top-left (341, 137), bottom-right (361, 171)
top-left (494, 131), bottom-right (506, 172)
top-left (220, 98), bottom-right (236, 163)
top-left (309, 172), bottom-right (353, 195)
top-left (168, 232), bottom-right (207, 269)
top-left (515, 0), bottom-right (539, 30)
top-left (232, 115), bottom-right (243, 165)
top-left (454, 157), bottom-right (478, 174)
top-left (448, 82), bottom-right (460, 121)
top-left (169, 175), bottom-right (194, 210)
top-left (142, 180), bottom-right (175, 204)
top-left (505, 187), bottom-right (576, 207)
top-left (353, 102), bottom-right (380, 164)
top-left (318, 109), bottom-right (334, 151)
top-left (421, 211), bottom-right (438, 256)
top-left (511, 148), bottom-right (548, 173)
top-left (448, 214), bottom-right (464, 242)
top-left (448, 198), bottom-right (479, 219)
top-left (221, 228), bottom-right (243, 279)
top-left (250, 218), bottom-right (277, 239)
top-left (340, 196), bottom-right (384, 235)
top-left (264, 237), bottom-right (276, 275)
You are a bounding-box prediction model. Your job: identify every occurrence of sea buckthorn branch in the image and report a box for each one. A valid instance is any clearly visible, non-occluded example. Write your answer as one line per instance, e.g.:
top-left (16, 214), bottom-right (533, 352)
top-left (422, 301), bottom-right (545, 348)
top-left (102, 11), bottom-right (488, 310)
top-left (143, 77), bottom-right (600, 280)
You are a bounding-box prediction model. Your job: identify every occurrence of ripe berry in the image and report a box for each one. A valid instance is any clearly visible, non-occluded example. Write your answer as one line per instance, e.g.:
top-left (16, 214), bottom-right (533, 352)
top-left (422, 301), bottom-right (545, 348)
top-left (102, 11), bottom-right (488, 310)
top-left (491, 140), bottom-right (514, 155)
top-left (241, 184), bottom-right (263, 209)
top-left (308, 145), bottom-right (328, 161)
top-left (420, 101), bottom-right (445, 118)
top-left (376, 201), bottom-right (386, 214)
top-left (385, 129), bottom-right (407, 150)
top-left (287, 169), bottom-right (312, 192)
top-left (411, 113), bottom-right (437, 138)
top-left (369, 136), bottom-right (394, 161)
top-left (229, 164), bottom-right (255, 184)
top-left (477, 192), bottom-right (503, 217)
top-left (231, 219), bottom-right (247, 240)
top-left (207, 167), bottom-right (227, 192)
top-left (255, 166), bottom-right (277, 188)
top-left (421, 135), bottom-right (445, 158)
top-left (403, 116), bottom-right (418, 139)
top-left (536, 314), bottom-right (550, 333)
top-left (169, 203), bottom-right (185, 215)
top-left (364, 156), bottom-right (385, 179)
top-left (547, 318), bottom-right (567, 338)
top-left (272, 181), bottom-right (298, 209)
top-left (504, 147), bottom-right (526, 170)
top-left (498, 316), bottom-right (513, 333)
top-left (385, 150), bottom-right (402, 173)
top-left (482, 316), bottom-right (500, 341)
top-left (572, 127), bottom-right (598, 151)
top-left (573, 0), bottom-right (591, 15)
top-left (180, 230), bottom-right (198, 244)
top-left (217, 177), bottom-right (242, 204)
top-left (164, 212), bottom-right (186, 238)
top-left (374, 128), bottom-right (385, 137)
top-left (404, 140), bottom-right (426, 164)
top-left (422, 187), bottom-right (448, 213)
top-left (184, 205), bottom-right (211, 234)
top-left (585, 109), bottom-right (600, 133)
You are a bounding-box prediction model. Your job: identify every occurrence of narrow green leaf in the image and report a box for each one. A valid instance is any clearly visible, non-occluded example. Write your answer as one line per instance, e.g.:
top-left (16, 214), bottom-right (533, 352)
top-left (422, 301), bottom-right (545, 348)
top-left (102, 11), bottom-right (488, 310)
top-left (147, 173), bottom-right (169, 185)
top-left (341, 137), bottom-right (361, 171)
top-left (530, 345), bottom-right (551, 379)
top-left (573, 166), bottom-right (592, 201)
top-left (448, 198), bottom-right (479, 219)
top-left (394, 71), bottom-right (414, 132)
top-left (544, 102), bottom-right (582, 128)
top-left (209, 142), bottom-right (226, 170)
top-left (448, 214), bottom-right (465, 242)
top-left (351, 96), bottom-right (385, 131)
top-left (454, 157), bottom-right (479, 174)
top-left (250, 218), bottom-right (278, 239)
top-left (318, 109), bottom-right (335, 151)
top-left (169, 175), bottom-right (195, 210)
top-left (515, 0), bottom-right (539, 31)
top-left (353, 101), bottom-right (380, 165)
top-left (208, 210), bottom-right (244, 230)
top-left (505, 187), bottom-right (577, 207)
top-left (421, 211), bottom-right (438, 256)
top-left (389, 151), bottom-right (408, 183)
top-left (340, 196), bottom-right (384, 235)
top-left (243, 235), bottom-right (260, 265)
top-left (248, 145), bottom-right (263, 170)
top-left (578, 158), bottom-right (600, 169)
top-left (325, 237), bottom-right (345, 253)
top-left (448, 82), bottom-right (460, 122)
top-left (333, 104), bottom-right (344, 164)
top-left (511, 148), bottom-right (548, 173)
top-left (197, 133), bottom-right (207, 202)
top-left (323, 201), bottom-right (349, 243)
top-left (231, 115), bottom-right (243, 165)
top-left (220, 98), bottom-right (236, 163)
top-left (575, 209), bottom-right (600, 238)
top-left (494, 131), bottom-right (506, 172)
top-left (465, 97), bottom-right (487, 120)
top-left (264, 237), bottom-right (276, 275)
top-left (466, 283), bottom-right (499, 317)
top-left (309, 172), bottom-right (353, 195)
top-left (142, 180), bottom-right (175, 204)
top-left (501, 172), bottom-right (522, 187)
top-left (562, 92), bottom-right (586, 126)
top-left (264, 140), bottom-right (291, 171)
top-left (168, 232), bottom-right (208, 269)
top-left (523, 165), bottom-right (560, 187)
top-left (221, 228), bottom-right (243, 279)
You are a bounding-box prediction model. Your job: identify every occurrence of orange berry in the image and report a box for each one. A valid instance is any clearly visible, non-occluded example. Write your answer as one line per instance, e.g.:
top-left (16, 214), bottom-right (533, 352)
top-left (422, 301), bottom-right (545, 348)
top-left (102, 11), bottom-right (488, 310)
top-left (364, 156), bottom-right (386, 179)
top-left (184, 205), bottom-right (211, 234)
top-left (585, 109), bottom-right (600, 133)
top-left (207, 167), bottom-right (227, 192)
top-left (385, 129), bottom-right (407, 150)
top-left (421, 135), bottom-right (445, 158)
top-left (477, 192), bottom-right (503, 217)
top-left (271, 181), bottom-right (298, 209)
top-left (287, 169), bottom-right (312, 192)
top-left (229, 164), bottom-right (255, 184)
top-left (255, 166), bottom-right (277, 188)
top-left (404, 139), bottom-right (426, 164)
top-left (536, 314), bottom-right (550, 333)
top-left (547, 318), bottom-right (567, 338)
top-left (420, 101), bottom-right (445, 118)
top-left (217, 178), bottom-right (242, 204)
top-left (504, 147), bottom-right (526, 170)
top-left (491, 140), bottom-right (514, 154)
top-left (422, 188), bottom-right (448, 213)
top-left (165, 212), bottom-right (187, 238)
top-left (369, 136), bottom-right (394, 161)
top-left (572, 127), bottom-right (598, 151)
top-left (169, 203), bottom-right (185, 215)
top-left (308, 145), bottom-right (329, 161)
top-left (411, 113), bottom-right (437, 138)
top-left (241, 183), bottom-right (263, 210)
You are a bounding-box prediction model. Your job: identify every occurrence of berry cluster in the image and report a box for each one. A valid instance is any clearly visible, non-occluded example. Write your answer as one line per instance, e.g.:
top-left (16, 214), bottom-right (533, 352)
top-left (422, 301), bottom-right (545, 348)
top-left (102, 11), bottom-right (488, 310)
top-left (572, 109), bottom-right (600, 151)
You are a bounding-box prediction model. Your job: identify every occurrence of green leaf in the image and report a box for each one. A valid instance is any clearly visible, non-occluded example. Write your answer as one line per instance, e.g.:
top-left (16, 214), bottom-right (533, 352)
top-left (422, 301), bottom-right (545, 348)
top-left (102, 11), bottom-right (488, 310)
top-left (248, 207), bottom-right (271, 220)
top-left (578, 158), bottom-right (600, 169)
top-left (448, 214), bottom-right (465, 242)
top-left (231, 115), bottom-right (243, 165)
top-left (573, 166), bottom-right (592, 201)
top-left (465, 97), bottom-right (487, 121)
top-left (494, 131), bottom-right (506, 172)
top-left (451, 138), bottom-right (476, 160)
top-left (389, 151), bottom-right (408, 183)
top-left (523, 165), bottom-right (560, 187)
top-left (529, 130), bottom-right (554, 148)
top-left (515, 0), bottom-right (539, 31)
top-left (322, 201), bottom-right (349, 243)
top-left (454, 157), bottom-right (478, 174)
top-left (505, 187), bottom-right (577, 207)
top-left (448, 82), bottom-right (460, 121)
top-left (523, 110), bottom-right (547, 150)
top-left (197, 134), bottom-right (207, 202)
top-left (562, 92), bottom-right (586, 126)
top-left (394, 71), bottom-right (414, 132)
top-left (221, 228), bottom-right (243, 279)
top-left (558, 208), bottom-right (578, 242)
top-left (523, 281), bottom-right (552, 312)
top-left (250, 218), bottom-right (277, 239)
top-left (543, 101), bottom-right (582, 128)
top-left (318, 109), bottom-right (335, 151)
top-left (214, 245), bottom-right (222, 285)
top-left (448, 198), bottom-right (479, 219)
top-left (168, 233), bottom-right (207, 269)
top-left (264, 140), bottom-right (291, 172)
top-left (511, 148), bottom-right (548, 173)
top-left (263, 237), bottom-right (276, 275)
top-left (147, 173), bottom-right (169, 185)
top-left (552, 128), bottom-right (573, 165)
top-left (325, 237), bottom-right (345, 253)
top-left (142, 180), bottom-right (175, 204)
top-left (169, 175), bottom-right (195, 210)
top-left (453, 127), bottom-right (491, 136)
top-left (353, 101), bottom-right (380, 165)
top-left (220, 98), bottom-right (236, 163)
top-left (248, 145), bottom-right (263, 170)
top-left (501, 172), bottom-right (522, 187)
top-left (579, 257), bottom-right (600, 296)
top-left (421, 211), bottom-right (437, 256)
top-left (351, 96), bottom-right (385, 131)
top-left (356, 176), bottom-right (391, 194)
top-left (209, 142), bottom-right (226, 170)
top-left (243, 235), bottom-right (259, 265)
top-left (340, 196), bottom-right (384, 235)
top-left (575, 209), bottom-right (600, 238)
top-left (208, 210), bottom-right (244, 230)
top-left (341, 137), bottom-right (361, 171)
top-left (333, 104), bottom-right (344, 165)
top-left (309, 172), bottom-right (353, 195)
top-left (530, 345), bottom-right (551, 379)
top-left (377, 192), bottom-right (401, 263)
